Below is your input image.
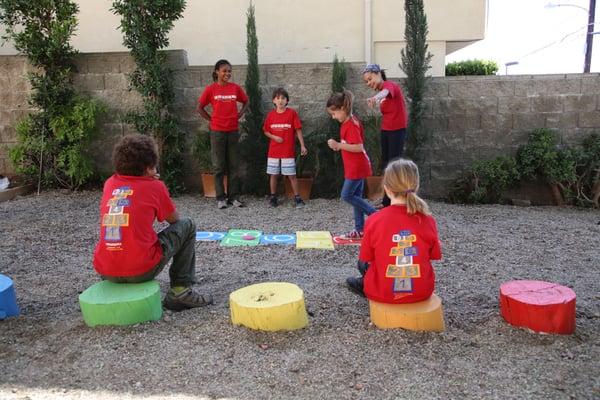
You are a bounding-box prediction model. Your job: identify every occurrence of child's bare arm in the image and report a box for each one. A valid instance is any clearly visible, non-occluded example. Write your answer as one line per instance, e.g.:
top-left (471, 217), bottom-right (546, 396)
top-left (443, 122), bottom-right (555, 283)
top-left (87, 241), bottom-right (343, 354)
top-left (165, 211), bottom-right (180, 224)
top-left (296, 129), bottom-right (307, 155)
top-left (197, 106), bottom-right (211, 122)
top-left (328, 140), bottom-right (364, 153)
top-left (264, 130), bottom-right (283, 143)
top-left (238, 102), bottom-right (249, 119)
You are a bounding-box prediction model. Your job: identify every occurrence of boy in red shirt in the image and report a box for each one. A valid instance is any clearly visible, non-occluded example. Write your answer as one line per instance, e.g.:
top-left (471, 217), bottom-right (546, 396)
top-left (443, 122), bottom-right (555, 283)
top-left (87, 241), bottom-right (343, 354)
top-left (198, 59), bottom-right (249, 209)
top-left (263, 87), bottom-right (307, 208)
top-left (93, 134), bottom-right (212, 311)
top-left (346, 158), bottom-right (442, 304)
top-left (326, 90), bottom-right (377, 239)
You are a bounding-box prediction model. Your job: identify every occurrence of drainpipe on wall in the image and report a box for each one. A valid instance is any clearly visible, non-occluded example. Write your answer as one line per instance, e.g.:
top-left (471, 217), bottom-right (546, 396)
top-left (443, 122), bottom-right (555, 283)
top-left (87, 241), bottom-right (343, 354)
top-left (365, 0), bottom-right (372, 64)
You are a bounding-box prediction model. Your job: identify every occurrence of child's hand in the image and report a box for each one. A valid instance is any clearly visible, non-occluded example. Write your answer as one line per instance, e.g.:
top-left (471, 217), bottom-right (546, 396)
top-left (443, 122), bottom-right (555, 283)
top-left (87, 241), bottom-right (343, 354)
top-left (274, 136), bottom-right (284, 144)
top-left (153, 173), bottom-right (160, 180)
top-left (327, 139), bottom-right (340, 151)
top-left (300, 146), bottom-right (308, 156)
top-left (367, 97), bottom-right (377, 108)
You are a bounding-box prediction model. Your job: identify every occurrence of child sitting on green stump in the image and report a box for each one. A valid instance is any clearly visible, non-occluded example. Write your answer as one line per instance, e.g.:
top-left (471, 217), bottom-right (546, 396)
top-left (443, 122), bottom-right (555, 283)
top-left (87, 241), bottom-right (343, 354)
top-left (92, 134), bottom-right (212, 311)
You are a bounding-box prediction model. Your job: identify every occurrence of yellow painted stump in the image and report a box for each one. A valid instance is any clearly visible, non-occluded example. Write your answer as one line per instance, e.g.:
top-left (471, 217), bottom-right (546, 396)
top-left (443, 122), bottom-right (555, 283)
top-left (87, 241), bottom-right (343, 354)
top-left (369, 294), bottom-right (445, 332)
top-left (229, 282), bottom-right (309, 331)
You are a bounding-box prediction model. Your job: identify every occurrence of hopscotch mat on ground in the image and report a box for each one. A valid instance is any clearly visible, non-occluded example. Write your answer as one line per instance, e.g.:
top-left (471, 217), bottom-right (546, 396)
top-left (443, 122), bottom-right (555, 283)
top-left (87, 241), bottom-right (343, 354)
top-left (220, 229), bottom-right (262, 247)
top-left (296, 231), bottom-right (335, 250)
top-left (332, 235), bottom-right (362, 246)
top-left (260, 234), bottom-right (296, 245)
top-left (196, 231), bottom-right (227, 241)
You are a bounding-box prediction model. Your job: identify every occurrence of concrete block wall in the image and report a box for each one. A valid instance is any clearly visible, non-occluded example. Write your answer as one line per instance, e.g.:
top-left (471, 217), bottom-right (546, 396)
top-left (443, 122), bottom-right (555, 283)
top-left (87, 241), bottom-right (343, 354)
top-left (1, 50), bottom-right (599, 197)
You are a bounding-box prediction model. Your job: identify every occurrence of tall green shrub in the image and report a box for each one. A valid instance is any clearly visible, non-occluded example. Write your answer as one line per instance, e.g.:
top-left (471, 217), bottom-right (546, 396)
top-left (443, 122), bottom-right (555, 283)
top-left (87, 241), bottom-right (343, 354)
top-left (240, 1), bottom-right (267, 195)
top-left (112, 0), bottom-right (187, 193)
top-left (400, 0), bottom-right (433, 161)
top-left (310, 54), bottom-right (347, 197)
top-left (1, 0), bottom-right (104, 189)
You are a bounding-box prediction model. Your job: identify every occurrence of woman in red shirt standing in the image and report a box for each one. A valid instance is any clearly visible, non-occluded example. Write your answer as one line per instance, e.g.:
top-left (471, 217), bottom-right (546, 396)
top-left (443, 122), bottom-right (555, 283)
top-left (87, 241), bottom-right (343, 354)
top-left (198, 59), bottom-right (249, 209)
top-left (326, 90), bottom-right (377, 239)
top-left (346, 158), bottom-right (442, 304)
top-left (362, 64), bottom-right (408, 208)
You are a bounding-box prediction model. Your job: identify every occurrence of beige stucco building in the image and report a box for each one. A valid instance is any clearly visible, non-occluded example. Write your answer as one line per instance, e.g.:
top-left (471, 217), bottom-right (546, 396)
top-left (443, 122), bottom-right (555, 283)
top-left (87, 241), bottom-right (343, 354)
top-left (0, 0), bottom-right (487, 76)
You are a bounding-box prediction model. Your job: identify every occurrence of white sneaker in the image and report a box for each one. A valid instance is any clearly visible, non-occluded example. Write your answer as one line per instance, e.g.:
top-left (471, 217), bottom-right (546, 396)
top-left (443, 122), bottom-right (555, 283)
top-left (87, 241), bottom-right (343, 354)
top-left (0, 176), bottom-right (9, 191)
top-left (217, 200), bottom-right (227, 209)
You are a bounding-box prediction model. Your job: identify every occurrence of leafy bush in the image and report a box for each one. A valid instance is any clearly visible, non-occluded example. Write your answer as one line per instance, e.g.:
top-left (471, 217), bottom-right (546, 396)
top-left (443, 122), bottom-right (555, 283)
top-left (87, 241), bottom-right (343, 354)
top-left (192, 130), bottom-right (212, 173)
top-left (112, 0), bottom-right (187, 194)
top-left (445, 59), bottom-right (499, 76)
top-left (449, 156), bottom-right (520, 204)
top-left (363, 115), bottom-right (382, 175)
top-left (450, 128), bottom-right (599, 207)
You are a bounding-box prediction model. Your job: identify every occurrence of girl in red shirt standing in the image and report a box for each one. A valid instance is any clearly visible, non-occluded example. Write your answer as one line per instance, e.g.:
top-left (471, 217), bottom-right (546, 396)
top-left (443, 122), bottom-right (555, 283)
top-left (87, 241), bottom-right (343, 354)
top-left (198, 59), bottom-right (249, 209)
top-left (362, 64), bottom-right (408, 208)
top-left (326, 90), bottom-right (377, 239)
top-left (346, 158), bottom-right (442, 304)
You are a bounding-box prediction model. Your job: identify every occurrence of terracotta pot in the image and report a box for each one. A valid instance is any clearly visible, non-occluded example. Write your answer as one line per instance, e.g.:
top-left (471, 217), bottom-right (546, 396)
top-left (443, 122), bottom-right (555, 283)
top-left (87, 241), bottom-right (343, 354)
top-left (200, 173), bottom-right (227, 198)
top-left (365, 175), bottom-right (384, 201)
top-left (284, 176), bottom-right (313, 200)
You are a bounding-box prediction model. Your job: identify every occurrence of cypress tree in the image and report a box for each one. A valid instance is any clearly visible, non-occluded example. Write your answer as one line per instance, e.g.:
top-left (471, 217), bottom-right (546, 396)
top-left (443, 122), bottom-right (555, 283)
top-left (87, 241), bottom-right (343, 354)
top-left (400, 0), bottom-right (433, 161)
top-left (240, 1), bottom-right (267, 194)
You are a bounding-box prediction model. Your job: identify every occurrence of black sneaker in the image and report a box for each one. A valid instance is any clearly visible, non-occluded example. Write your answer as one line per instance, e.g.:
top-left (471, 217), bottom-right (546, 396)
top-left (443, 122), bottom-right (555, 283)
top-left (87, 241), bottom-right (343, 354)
top-left (294, 196), bottom-right (305, 209)
top-left (346, 277), bottom-right (365, 297)
top-left (269, 195), bottom-right (278, 207)
top-left (163, 287), bottom-right (214, 311)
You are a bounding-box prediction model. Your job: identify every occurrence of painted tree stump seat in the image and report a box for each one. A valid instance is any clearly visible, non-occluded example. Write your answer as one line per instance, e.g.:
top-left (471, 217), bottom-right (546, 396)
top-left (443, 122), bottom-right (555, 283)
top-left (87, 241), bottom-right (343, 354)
top-left (368, 294), bottom-right (445, 332)
top-left (229, 282), bottom-right (309, 331)
top-left (79, 280), bottom-right (162, 327)
top-left (500, 280), bottom-right (576, 334)
top-left (0, 274), bottom-right (20, 319)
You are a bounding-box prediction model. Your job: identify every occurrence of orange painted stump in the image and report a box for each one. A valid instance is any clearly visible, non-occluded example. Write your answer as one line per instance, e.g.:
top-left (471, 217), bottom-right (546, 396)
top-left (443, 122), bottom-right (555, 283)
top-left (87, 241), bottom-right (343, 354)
top-left (500, 280), bottom-right (576, 334)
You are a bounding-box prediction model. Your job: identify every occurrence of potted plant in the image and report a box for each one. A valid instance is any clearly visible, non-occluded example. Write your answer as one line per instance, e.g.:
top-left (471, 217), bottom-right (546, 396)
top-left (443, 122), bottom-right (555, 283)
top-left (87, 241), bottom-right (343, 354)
top-left (363, 116), bottom-right (384, 201)
top-left (284, 130), bottom-right (319, 200)
top-left (193, 131), bottom-right (226, 198)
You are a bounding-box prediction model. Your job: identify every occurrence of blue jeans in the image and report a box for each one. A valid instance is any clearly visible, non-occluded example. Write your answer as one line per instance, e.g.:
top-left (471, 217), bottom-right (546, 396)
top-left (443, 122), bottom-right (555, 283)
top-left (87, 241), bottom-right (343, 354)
top-left (341, 179), bottom-right (377, 232)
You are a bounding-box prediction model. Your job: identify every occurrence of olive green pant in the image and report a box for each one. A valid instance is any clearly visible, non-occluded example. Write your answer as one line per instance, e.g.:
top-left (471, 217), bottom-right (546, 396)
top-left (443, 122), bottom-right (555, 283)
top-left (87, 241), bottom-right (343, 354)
top-left (102, 218), bottom-right (197, 288)
top-left (210, 130), bottom-right (240, 201)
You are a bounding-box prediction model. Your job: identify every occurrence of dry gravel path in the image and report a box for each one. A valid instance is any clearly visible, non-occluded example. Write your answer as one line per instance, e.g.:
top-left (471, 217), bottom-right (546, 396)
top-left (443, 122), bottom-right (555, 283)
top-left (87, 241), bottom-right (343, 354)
top-left (0, 191), bottom-right (599, 400)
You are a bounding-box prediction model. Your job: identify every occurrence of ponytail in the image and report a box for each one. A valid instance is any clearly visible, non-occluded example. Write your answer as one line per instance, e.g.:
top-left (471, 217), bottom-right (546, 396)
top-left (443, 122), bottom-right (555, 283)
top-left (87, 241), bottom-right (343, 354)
top-left (382, 158), bottom-right (431, 215)
top-left (326, 89), bottom-right (354, 115)
top-left (380, 70), bottom-right (387, 81)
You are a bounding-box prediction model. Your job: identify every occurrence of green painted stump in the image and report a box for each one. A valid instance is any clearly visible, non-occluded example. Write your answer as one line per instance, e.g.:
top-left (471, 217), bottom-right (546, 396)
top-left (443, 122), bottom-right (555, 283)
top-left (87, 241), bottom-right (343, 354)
top-left (79, 280), bottom-right (162, 327)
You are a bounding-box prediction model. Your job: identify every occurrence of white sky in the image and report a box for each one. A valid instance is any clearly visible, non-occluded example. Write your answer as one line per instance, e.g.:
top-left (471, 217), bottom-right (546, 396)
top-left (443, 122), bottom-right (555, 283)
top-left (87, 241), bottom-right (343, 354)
top-left (446, 0), bottom-right (600, 74)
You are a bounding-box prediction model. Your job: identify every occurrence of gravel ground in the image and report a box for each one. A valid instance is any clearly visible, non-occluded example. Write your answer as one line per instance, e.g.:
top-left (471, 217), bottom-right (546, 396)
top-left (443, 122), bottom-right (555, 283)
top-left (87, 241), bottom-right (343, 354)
top-left (0, 191), bottom-right (599, 400)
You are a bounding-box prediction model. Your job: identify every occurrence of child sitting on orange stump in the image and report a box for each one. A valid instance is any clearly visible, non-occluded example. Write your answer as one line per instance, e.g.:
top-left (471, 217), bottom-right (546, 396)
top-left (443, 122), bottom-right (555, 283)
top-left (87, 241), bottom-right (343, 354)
top-left (346, 158), bottom-right (442, 303)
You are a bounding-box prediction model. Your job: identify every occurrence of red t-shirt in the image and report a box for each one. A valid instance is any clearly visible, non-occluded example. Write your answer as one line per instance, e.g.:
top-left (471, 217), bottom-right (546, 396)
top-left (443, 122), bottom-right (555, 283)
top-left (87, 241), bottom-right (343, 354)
top-left (198, 82), bottom-right (248, 132)
top-left (379, 80), bottom-right (407, 131)
top-left (359, 205), bottom-right (442, 304)
top-left (340, 116), bottom-right (372, 179)
top-left (93, 175), bottom-right (176, 277)
top-left (263, 108), bottom-right (302, 158)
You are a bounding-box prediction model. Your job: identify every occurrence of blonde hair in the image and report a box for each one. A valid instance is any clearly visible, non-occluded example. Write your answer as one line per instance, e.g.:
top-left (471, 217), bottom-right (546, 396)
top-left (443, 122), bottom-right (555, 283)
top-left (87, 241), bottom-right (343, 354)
top-left (383, 158), bottom-right (430, 215)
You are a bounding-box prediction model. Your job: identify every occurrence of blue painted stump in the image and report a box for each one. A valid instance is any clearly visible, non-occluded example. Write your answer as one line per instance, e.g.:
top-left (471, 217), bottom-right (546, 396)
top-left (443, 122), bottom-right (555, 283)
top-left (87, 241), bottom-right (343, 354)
top-left (0, 274), bottom-right (20, 319)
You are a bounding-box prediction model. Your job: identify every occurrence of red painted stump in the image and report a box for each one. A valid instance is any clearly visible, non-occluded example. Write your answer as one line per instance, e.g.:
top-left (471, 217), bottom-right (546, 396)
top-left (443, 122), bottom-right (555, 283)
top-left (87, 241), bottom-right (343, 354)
top-left (500, 280), bottom-right (576, 334)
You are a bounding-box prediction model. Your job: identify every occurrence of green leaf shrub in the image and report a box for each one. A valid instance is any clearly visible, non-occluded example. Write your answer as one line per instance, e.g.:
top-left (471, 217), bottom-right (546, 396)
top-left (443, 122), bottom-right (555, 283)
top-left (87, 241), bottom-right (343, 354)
top-left (112, 0), bottom-right (187, 194)
top-left (450, 128), bottom-right (600, 207)
top-left (1, 0), bottom-right (104, 189)
top-left (449, 156), bottom-right (520, 204)
top-left (445, 59), bottom-right (499, 76)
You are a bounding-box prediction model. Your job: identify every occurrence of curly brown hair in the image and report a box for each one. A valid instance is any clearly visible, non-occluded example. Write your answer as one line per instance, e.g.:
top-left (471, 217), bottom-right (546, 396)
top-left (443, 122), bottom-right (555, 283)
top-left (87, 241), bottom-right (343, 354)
top-left (112, 134), bottom-right (158, 176)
